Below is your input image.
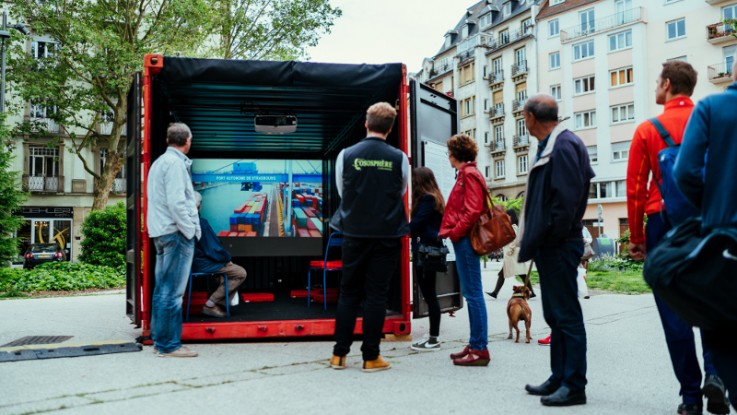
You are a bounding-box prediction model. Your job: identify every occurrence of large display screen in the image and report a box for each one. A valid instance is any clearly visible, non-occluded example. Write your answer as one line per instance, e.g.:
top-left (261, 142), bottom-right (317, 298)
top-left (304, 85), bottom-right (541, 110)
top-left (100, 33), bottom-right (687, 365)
top-left (191, 159), bottom-right (325, 256)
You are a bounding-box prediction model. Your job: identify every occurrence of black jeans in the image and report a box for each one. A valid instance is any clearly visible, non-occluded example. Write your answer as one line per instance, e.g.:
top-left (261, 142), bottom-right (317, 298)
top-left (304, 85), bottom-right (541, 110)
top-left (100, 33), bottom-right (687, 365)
top-left (535, 239), bottom-right (587, 391)
top-left (702, 330), bottom-right (737, 410)
top-left (333, 237), bottom-right (401, 361)
top-left (415, 264), bottom-right (440, 337)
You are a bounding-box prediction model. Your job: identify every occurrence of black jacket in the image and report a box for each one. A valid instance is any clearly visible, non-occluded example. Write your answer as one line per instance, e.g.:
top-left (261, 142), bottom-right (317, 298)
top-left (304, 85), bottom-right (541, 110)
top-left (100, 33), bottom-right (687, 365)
top-left (330, 137), bottom-right (409, 238)
top-left (410, 194), bottom-right (443, 252)
top-left (519, 126), bottom-right (595, 262)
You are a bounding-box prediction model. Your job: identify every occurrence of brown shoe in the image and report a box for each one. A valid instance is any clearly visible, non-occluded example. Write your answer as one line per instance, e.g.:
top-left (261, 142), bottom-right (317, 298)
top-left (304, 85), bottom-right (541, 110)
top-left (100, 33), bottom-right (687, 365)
top-left (329, 355), bottom-right (347, 370)
top-left (202, 305), bottom-right (226, 318)
top-left (452, 348), bottom-right (490, 366)
top-left (449, 345), bottom-right (471, 360)
top-left (157, 346), bottom-right (198, 358)
top-left (362, 356), bottom-right (391, 372)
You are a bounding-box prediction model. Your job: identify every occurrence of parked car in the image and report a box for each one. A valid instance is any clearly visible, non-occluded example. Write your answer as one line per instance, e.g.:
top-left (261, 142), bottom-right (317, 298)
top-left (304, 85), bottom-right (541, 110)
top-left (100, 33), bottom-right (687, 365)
top-left (23, 243), bottom-right (66, 269)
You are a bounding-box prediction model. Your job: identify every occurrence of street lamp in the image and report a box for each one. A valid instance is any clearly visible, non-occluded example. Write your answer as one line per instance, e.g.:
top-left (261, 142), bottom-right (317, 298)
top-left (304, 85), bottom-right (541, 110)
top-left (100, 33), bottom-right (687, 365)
top-left (0, 11), bottom-right (29, 113)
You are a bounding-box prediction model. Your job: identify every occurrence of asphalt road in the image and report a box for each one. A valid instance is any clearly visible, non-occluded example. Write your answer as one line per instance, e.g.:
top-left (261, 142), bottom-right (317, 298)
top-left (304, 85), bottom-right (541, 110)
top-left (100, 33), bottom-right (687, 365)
top-left (0, 264), bottom-right (711, 415)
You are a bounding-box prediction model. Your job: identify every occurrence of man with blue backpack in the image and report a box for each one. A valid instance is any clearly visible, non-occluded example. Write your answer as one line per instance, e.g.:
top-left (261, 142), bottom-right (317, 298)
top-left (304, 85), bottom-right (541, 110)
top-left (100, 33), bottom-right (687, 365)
top-left (626, 61), bottom-right (728, 415)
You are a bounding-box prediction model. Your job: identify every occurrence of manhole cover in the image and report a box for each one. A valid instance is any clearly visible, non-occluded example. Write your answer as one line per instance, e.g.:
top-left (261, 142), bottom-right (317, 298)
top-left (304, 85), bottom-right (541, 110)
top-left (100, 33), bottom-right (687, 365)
top-left (1, 336), bottom-right (73, 347)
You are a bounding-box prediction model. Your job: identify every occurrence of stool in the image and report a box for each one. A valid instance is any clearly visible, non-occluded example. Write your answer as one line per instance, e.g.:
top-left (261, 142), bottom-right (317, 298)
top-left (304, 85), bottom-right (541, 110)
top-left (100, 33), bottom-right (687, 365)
top-left (185, 271), bottom-right (229, 321)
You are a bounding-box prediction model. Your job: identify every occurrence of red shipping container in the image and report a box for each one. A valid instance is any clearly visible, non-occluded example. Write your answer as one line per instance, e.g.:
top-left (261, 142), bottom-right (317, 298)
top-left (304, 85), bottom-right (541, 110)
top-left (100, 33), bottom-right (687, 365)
top-left (185, 291), bottom-right (208, 315)
top-left (311, 288), bottom-right (339, 304)
top-left (290, 289), bottom-right (309, 298)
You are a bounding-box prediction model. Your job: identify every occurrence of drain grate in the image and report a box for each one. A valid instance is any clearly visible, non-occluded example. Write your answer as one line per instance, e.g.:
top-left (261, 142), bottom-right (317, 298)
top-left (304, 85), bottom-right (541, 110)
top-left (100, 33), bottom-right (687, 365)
top-left (1, 335), bottom-right (73, 347)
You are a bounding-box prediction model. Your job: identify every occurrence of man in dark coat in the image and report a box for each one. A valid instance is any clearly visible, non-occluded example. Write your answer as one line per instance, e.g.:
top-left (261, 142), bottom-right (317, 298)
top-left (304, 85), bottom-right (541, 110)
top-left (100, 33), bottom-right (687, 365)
top-left (518, 94), bottom-right (595, 407)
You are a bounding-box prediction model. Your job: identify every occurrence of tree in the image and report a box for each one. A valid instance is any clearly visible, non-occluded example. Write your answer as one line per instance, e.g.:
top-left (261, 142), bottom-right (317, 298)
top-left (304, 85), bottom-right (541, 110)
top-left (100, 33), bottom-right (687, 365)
top-left (204, 0), bottom-right (341, 60)
top-left (0, 112), bottom-right (27, 265)
top-left (7, 0), bottom-right (212, 210)
top-left (6, 0), bottom-right (340, 210)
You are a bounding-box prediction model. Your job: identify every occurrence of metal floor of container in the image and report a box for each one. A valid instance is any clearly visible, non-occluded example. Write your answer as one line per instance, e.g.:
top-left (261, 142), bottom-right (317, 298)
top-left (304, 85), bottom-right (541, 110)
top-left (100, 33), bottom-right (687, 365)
top-left (184, 291), bottom-right (403, 323)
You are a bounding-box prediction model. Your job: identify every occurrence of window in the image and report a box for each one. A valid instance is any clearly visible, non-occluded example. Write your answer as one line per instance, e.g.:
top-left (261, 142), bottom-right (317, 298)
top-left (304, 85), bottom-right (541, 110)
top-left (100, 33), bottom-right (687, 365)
top-left (517, 155), bottom-right (529, 175)
top-left (515, 47), bottom-right (526, 67)
top-left (485, 166), bottom-right (491, 178)
top-left (612, 141), bottom-right (630, 161)
top-left (550, 0), bottom-right (564, 5)
top-left (574, 75), bottom-right (595, 95)
top-left (550, 84), bottom-right (561, 101)
top-left (610, 67), bottom-right (633, 87)
top-left (494, 124), bottom-right (504, 142)
top-left (725, 45), bottom-right (736, 75)
top-left (494, 159), bottom-right (505, 179)
top-left (616, 180), bottom-right (626, 198)
top-left (480, 13), bottom-right (493, 28)
top-left (484, 131), bottom-right (490, 144)
top-left (503, 2), bottom-right (512, 17)
top-left (499, 29), bottom-right (509, 45)
top-left (516, 118), bottom-right (528, 142)
top-left (587, 146), bottom-right (598, 164)
top-left (521, 18), bottom-right (532, 34)
top-left (573, 40), bottom-right (594, 60)
top-left (548, 19), bottom-right (560, 37)
top-left (615, 0), bottom-right (632, 24)
top-left (579, 9), bottom-right (595, 35)
top-left (30, 102), bottom-right (57, 119)
top-left (574, 110), bottom-right (596, 129)
top-left (609, 30), bottom-right (632, 52)
top-left (459, 62), bottom-right (475, 84)
top-left (29, 146), bottom-right (59, 178)
top-left (461, 96), bottom-right (476, 118)
top-left (666, 18), bottom-right (686, 41)
top-left (549, 51), bottom-right (560, 69)
top-left (723, 4), bottom-right (737, 21)
top-left (492, 57), bottom-right (503, 78)
top-left (611, 103), bottom-right (635, 123)
top-left (31, 40), bottom-right (57, 60)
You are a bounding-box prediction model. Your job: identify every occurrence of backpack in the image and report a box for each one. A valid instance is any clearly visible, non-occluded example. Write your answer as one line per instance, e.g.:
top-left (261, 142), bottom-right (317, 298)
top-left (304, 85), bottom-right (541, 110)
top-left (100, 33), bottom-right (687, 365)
top-left (648, 117), bottom-right (699, 227)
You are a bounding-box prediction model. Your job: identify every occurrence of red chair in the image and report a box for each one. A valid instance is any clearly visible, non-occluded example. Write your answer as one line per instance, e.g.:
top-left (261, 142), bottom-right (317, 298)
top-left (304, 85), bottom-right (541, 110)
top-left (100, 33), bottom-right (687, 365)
top-left (307, 232), bottom-right (343, 310)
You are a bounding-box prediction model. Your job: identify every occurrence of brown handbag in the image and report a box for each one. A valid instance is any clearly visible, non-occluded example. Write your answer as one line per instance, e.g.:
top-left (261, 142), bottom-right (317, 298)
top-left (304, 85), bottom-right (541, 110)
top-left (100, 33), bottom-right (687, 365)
top-left (470, 190), bottom-right (516, 256)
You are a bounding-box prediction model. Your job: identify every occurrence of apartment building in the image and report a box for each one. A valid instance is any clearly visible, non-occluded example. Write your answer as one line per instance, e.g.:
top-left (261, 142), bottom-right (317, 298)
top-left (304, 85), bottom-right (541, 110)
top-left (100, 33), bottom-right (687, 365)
top-left (4, 26), bottom-right (126, 261)
top-left (536, 0), bottom-right (736, 239)
top-left (418, 0), bottom-right (540, 201)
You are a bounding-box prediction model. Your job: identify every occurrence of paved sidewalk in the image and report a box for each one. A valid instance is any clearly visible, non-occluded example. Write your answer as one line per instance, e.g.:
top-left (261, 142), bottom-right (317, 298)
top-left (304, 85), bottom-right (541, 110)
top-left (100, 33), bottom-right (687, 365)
top-left (0, 265), bottom-right (705, 415)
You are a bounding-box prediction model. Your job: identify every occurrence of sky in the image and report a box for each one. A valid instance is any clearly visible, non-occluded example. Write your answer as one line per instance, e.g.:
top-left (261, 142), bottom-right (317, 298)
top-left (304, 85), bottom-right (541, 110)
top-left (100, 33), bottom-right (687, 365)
top-left (305, 0), bottom-right (470, 72)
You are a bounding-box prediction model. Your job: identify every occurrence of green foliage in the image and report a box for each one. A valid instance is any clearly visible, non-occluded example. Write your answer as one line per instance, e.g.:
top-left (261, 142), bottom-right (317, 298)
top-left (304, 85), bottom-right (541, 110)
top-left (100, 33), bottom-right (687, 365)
top-left (79, 202), bottom-right (126, 267)
top-left (0, 262), bottom-right (124, 295)
top-left (588, 255), bottom-right (643, 273)
top-left (0, 113), bottom-right (27, 266)
top-left (500, 197), bottom-right (524, 215)
top-left (6, 0), bottom-right (340, 210)
top-left (206, 0), bottom-right (342, 60)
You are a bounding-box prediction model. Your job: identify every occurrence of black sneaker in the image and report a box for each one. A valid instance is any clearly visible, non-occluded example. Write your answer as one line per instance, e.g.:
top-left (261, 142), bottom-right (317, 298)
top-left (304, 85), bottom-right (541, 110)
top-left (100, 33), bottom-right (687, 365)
top-left (485, 291), bottom-right (498, 299)
top-left (411, 337), bottom-right (440, 351)
top-left (703, 374), bottom-right (730, 415)
top-left (678, 403), bottom-right (704, 415)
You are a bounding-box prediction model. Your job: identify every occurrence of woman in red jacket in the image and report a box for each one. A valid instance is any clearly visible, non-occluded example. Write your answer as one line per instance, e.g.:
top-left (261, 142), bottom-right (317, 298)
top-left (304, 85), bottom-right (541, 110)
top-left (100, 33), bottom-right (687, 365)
top-left (439, 133), bottom-right (490, 366)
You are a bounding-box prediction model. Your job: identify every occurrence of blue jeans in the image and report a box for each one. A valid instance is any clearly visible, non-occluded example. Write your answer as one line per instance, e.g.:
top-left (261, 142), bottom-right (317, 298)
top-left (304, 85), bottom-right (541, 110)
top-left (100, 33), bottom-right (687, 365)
top-left (535, 239), bottom-right (587, 391)
top-left (646, 213), bottom-right (717, 405)
top-left (152, 232), bottom-right (194, 354)
top-left (452, 236), bottom-right (487, 350)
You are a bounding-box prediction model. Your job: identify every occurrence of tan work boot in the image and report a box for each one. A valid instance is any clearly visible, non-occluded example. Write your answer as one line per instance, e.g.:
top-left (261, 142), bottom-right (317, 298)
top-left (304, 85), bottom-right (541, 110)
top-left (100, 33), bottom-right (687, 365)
top-left (329, 355), bottom-right (346, 370)
top-left (362, 356), bottom-right (391, 372)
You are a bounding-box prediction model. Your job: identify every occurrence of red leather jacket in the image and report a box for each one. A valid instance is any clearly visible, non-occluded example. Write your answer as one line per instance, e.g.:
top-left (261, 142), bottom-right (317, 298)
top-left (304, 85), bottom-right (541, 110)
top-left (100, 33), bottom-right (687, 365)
top-left (439, 162), bottom-right (487, 243)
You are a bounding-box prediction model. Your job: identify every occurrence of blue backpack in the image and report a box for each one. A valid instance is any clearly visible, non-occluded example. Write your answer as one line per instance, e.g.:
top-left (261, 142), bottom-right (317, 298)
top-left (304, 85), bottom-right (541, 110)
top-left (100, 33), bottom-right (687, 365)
top-left (649, 117), bottom-right (699, 226)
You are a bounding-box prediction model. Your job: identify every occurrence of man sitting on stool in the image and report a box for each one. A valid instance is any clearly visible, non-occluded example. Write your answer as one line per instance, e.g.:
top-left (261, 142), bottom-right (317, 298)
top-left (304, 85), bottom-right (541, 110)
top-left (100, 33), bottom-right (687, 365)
top-left (193, 191), bottom-right (247, 318)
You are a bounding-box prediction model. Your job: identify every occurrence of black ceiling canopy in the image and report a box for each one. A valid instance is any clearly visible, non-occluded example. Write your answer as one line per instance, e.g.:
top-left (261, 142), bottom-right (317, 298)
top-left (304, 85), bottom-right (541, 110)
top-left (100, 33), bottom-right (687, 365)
top-left (151, 57), bottom-right (404, 157)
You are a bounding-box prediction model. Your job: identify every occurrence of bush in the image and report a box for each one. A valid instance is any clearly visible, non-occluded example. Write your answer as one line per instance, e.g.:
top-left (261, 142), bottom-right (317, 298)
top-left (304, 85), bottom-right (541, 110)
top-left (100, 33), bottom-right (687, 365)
top-left (588, 254), bottom-right (643, 273)
top-left (79, 202), bottom-right (126, 267)
top-left (0, 262), bottom-right (125, 294)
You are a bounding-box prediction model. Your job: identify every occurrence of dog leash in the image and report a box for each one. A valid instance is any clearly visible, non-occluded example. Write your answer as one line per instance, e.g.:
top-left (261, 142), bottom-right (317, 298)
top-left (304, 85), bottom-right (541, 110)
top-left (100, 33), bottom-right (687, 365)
top-left (524, 261), bottom-right (533, 293)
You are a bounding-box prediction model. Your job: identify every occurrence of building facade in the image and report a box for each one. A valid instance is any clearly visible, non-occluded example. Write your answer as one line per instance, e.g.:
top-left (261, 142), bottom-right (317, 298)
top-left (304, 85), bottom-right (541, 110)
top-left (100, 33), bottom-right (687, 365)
top-left (4, 21), bottom-right (126, 261)
top-left (418, 0), bottom-right (735, 240)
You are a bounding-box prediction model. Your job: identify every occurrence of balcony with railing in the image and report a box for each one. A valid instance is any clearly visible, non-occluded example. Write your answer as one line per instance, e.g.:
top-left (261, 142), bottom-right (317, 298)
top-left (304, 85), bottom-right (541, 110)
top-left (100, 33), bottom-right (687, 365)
top-left (707, 62), bottom-right (734, 84)
top-left (489, 104), bottom-right (505, 122)
top-left (560, 7), bottom-right (645, 43)
top-left (94, 177), bottom-right (127, 194)
top-left (706, 22), bottom-right (737, 45)
top-left (491, 139), bottom-right (506, 156)
top-left (513, 135), bottom-right (530, 150)
top-left (30, 117), bottom-right (60, 134)
top-left (98, 122), bottom-right (128, 136)
top-left (512, 97), bottom-right (527, 115)
top-left (489, 70), bottom-right (504, 89)
top-left (511, 60), bottom-right (528, 82)
top-left (22, 175), bottom-right (64, 192)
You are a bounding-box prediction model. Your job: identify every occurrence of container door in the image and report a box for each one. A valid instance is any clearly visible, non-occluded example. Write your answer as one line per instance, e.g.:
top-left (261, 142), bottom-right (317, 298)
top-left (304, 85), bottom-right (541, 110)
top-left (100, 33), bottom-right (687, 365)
top-left (409, 79), bottom-right (463, 318)
top-left (125, 73), bottom-right (142, 326)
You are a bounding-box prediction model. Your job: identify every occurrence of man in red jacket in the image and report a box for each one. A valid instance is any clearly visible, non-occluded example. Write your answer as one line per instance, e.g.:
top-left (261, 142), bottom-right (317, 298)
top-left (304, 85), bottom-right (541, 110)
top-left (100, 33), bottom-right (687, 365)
top-left (626, 61), bottom-right (728, 415)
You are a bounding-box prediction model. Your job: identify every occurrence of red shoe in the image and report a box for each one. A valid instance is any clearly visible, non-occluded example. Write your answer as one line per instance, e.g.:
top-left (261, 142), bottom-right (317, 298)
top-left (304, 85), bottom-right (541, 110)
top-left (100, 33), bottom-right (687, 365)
top-left (449, 345), bottom-right (471, 360)
top-left (452, 348), bottom-right (490, 366)
top-left (538, 335), bottom-right (551, 346)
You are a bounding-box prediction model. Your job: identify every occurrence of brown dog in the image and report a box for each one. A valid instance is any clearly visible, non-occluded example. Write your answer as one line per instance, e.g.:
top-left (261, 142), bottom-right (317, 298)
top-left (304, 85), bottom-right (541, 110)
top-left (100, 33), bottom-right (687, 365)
top-left (507, 285), bottom-right (532, 343)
